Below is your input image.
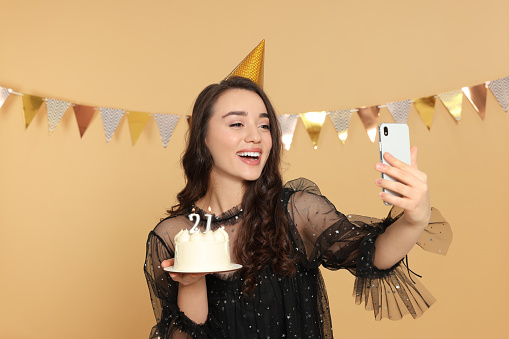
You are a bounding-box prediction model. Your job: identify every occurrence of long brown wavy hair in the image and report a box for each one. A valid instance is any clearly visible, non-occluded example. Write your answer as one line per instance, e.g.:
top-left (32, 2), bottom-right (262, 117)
top-left (168, 76), bottom-right (295, 295)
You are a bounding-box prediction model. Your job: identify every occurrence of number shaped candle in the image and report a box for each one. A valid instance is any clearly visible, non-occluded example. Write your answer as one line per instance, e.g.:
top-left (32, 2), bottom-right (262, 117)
top-left (204, 206), bottom-right (212, 233)
top-left (188, 213), bottom-right (200, 233)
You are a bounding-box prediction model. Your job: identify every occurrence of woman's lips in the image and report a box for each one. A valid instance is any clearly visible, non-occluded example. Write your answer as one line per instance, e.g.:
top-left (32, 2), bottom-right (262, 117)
top-left (237, 151), bottom-right (261, 165)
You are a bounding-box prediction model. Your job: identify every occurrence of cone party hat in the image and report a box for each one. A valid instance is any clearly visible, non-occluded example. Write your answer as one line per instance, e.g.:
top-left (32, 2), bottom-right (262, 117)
top-left (225, 40), bottom-right (265, 88)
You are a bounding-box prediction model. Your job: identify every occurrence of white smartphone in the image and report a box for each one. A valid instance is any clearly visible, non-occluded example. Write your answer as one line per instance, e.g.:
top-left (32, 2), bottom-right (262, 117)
top-left (378, 123), bottom-right (411, 205)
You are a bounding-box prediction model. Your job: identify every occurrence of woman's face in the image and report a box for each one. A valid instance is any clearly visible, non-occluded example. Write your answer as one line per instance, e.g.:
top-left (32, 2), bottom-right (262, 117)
top-left (205, 89), bottom-right (272, 183)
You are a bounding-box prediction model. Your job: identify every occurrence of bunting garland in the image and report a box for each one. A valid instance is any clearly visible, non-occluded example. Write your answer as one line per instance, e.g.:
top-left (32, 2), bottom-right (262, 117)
top-left (300, 112), bottom-right (326, 149)
top-left (0, 87), bottom-right (10, 109)
top-left (100, 107), bottom-right (125, 143)
top-left (329, 109), bottom-right (352, 144)
top-left (413, 96), bottom-right (436, 130)
top-left (46, 98), bottom-right (71, 134)
top-left (127, 111), bottom-right (150, 145)
top-left (462, 84), bottom-right (487, 119)
top-left (488, 76), bottom-right (509, 112)
top-left (278, 114), bottom-right (299, 150)
top-left (154, 113), bottom-right (180, 148)
top-left (1, 75), bottom-right (508, 148)
top-left (438, 89), bottom-right (463, 121)
top-left (73, 104), bottom-right (96, 137)
top-left (22, 94), bottom-right (44, 128)
top-left (386, 100), bottom-right (411, 124)
top-left (357, 106), bottom-right (380, 142)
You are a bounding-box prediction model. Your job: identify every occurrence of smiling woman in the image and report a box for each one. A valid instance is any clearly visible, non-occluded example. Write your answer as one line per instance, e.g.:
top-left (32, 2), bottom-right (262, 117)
top-left (205, 89), bottom-right (272, 182)
top-left (143, 76), bottom-right (452, 338)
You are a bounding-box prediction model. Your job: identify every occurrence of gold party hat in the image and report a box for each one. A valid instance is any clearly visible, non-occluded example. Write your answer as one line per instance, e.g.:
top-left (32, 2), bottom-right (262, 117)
top-left (225, 39), bottom-right (265, 88)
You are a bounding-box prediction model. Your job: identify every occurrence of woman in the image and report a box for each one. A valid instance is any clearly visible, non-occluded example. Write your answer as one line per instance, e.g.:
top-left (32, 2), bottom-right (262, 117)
top-left (144, 76), bottom-right (451, 338)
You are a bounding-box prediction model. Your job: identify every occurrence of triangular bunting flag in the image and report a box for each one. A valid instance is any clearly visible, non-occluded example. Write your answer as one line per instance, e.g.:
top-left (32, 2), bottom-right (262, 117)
top-left (328, 109), bottom-right (352, 144)
top-left (277, 114), bottom-right (299, 150)
top-left (100, 107), bottom-right (125, 142)
top-left (488, 76), bottom-right (509, 112)
top-left (300, 112), bottom-right (326, 149)
top-left (154, 113), bottom-right (180, 148)
top-left (127, 111), bottom-right (150, 145)
top-left (357, 106), bottom-right (380, 142)
top-left (413, 96), bottom-right (436, 130)
top-left (22, 94), bottom-right (44, 128)
top-left (73, 104), bottom-right (96, 137)
top-left (438, 89), bottom-right (463, 121)
top-left (462, 83), bottom-right (487, 119)
top-left (386, 100), bottom-right (411, 123)
top-left (46, 98), bottom-right (71, 134)
top-left (0, 87), bottom-right (10, 109)
top-left (225, 40), bottom-right (265, 88)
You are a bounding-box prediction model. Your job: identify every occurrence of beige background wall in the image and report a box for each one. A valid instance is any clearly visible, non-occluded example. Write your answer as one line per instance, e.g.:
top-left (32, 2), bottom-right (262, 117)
top-left (0, 1), bottom-right (508, 338)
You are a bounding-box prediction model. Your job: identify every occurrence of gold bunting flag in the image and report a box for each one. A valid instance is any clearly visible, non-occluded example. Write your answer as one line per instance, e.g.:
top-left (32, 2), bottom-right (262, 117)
top-left (357, 106), bottom-right (380, 142)
top-left (225, 40), bottom-right (265, 88)
top-left (413, 96), bottom-right (436, 130)
top-left (73, 104), bottom-right (96, 137)
top-left (462, 84), bottom-right (487, 119)
top-left (438, 89), bottom-right (463, 121)
top-left (127, 111), bottom-right (150, 145)
top-left (22, 94), bottom-right (44, 128)
top-left (300, 112), bottom-right (326, 149)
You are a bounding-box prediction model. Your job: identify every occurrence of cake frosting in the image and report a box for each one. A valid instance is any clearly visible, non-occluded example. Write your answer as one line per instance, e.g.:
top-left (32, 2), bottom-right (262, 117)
top-left (173, 228), bottom-right (233, 272)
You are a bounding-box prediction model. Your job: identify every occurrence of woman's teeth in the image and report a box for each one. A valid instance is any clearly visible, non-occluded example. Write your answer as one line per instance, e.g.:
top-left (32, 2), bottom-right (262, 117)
top-left (237, 151), bottom-right (260, 159)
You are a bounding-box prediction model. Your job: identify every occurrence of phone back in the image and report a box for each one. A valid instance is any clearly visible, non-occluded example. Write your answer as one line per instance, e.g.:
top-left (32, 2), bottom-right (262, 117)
top-left (378, 123), bottom-right (411, 199)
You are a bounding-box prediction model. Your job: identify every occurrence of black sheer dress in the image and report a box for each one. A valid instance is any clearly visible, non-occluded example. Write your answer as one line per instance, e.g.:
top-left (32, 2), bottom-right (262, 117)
top-left (144, 178), bottom-right (452, 338)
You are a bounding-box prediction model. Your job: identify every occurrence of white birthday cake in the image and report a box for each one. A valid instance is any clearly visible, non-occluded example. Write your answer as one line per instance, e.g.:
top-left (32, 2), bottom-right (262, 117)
top-left (173, 228), bottom-right (234, 272)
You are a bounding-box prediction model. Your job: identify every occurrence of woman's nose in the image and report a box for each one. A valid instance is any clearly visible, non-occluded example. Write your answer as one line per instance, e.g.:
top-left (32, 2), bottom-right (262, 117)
top-left (245, 125), bottom-right (261, 143)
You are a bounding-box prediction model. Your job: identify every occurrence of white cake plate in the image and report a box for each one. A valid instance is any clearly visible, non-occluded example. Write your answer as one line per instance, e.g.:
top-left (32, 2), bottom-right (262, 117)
top-left (164, 263), bottom-right (242, 274)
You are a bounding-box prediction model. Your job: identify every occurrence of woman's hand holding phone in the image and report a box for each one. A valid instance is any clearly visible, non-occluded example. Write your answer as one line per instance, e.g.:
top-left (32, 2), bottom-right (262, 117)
top-left (375, 147), bottom-right (431, 227)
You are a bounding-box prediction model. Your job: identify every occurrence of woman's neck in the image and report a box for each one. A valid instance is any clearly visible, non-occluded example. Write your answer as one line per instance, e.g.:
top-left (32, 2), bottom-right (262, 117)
top-left (195, 172), bottom-right (245, 215)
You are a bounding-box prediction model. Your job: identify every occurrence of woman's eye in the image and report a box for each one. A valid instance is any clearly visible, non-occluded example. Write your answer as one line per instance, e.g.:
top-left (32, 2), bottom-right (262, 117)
top-left (229, 123), bottom-right (243, 128)
top-left (260, 124), bottom-right (270, 130)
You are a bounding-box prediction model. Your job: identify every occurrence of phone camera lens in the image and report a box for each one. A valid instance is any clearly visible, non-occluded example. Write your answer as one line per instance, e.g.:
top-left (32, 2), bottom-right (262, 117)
top-left (384, 126), bottom-right (388, 136)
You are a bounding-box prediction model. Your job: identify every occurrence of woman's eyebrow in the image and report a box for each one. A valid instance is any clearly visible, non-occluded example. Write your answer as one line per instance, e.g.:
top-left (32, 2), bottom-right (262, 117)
top-left (222, 111), bottom-right (247, 118)
top-left (221, 111), bottom-right (269, 118)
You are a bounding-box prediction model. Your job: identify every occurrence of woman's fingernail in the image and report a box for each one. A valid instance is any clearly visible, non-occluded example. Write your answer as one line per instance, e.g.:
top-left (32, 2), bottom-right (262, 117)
top-left (376, 179), bottom-right (382, 185)
top-left (376, 163), bottom-right (383, 170)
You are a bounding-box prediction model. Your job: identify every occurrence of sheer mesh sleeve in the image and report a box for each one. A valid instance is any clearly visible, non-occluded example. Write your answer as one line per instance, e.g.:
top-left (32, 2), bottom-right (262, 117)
top-left (282, 178), bottom-right (452, 320)
top-left (144, 218), bottom-right (224, 338)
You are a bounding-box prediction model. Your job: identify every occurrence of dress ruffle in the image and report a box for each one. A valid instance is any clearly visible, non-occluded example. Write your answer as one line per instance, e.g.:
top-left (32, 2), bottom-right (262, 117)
top-left (353, 207), bottom-right (452, 320)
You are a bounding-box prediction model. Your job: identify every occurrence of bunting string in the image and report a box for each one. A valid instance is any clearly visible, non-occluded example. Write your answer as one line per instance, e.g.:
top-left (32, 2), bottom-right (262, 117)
top-left (0, 75), bottom-right (508, 148)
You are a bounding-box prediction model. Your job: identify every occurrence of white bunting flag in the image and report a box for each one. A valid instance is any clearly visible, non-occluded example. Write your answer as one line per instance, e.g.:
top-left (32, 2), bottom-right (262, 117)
top-left (0, 87), bottom-right (10, 109)
top-left (277, 114), bottom-right (299, 150)
top-left (386, 100), bottom-right (411, 123)
top-left (154, 113), bottom-right (180, 148)
top-left (100, 107), bottom-right (125, 142)
top-left (488, 76), bottom-right (509, 112)
top-left (46, 98), bottom-right (71, 134)
top-left (329, 109), bottom-right (353, 144)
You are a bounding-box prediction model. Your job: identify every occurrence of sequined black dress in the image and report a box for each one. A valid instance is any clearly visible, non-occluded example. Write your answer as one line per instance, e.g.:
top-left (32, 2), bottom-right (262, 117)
top-left (144, 178), bottom-right (452, 338)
